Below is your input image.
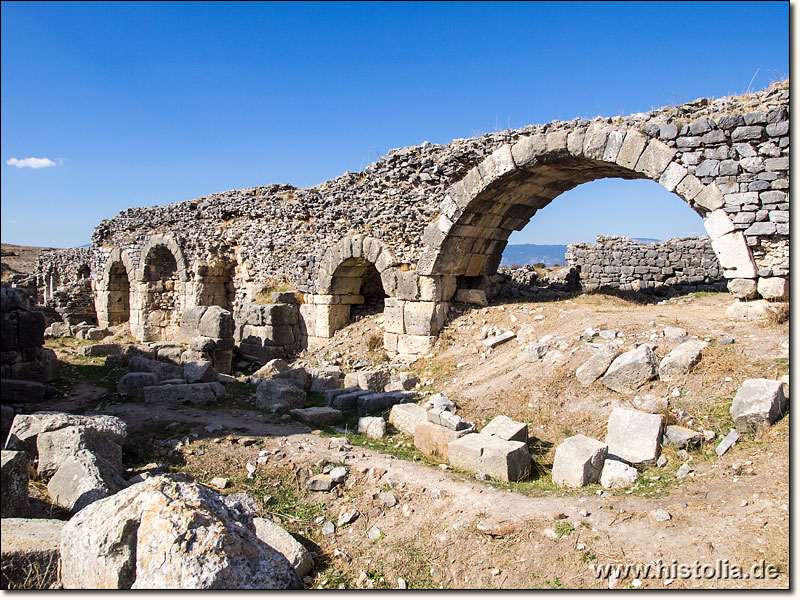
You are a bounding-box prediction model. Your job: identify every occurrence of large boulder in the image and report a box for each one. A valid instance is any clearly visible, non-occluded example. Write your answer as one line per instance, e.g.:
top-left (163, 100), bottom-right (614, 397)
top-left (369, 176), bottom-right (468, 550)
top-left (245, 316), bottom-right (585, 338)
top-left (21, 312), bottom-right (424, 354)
top-left (658, 340), bottom-right (707, 382)
top-left (1, 450), bottom-right (29, 517)
top-left (37, 425), bottom-right (123, 478)
top-left (1, 518), bottom-right (66, 589)
top-left (576, 343), bottom-right (621, 386)
top-left (730, 379), bottom-right (787, 432)
top-left (600, 345), bottom-right (659, 393)
top-left (357, 416), bottom-right (386, 439)
top-left (551, 435), bottom-right (607, 488)
top-left (605, 408), bottom-right (664, 465)
top-left (59, 476), bottom-right (303, 589)
top-left (4, 412), bottom-right (127, 455)
top-left (47, 449), bottom-right (127, 514)
top-left (253, 517), bottom-right (314, 577)
top-left (255, 380), bottom-right (306, 413)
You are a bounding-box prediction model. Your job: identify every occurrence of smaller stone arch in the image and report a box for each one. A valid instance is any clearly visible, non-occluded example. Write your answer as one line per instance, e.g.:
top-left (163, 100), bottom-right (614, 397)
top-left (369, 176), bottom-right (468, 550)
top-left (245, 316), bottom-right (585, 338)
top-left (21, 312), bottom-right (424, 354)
top-left (134, 234), bottom-right (188, 283)
top-left (96, 248), bottom-right (135, 327)
top-left (133, 235), bottom-right (188, 341)
top-left (76, 264), bottom-right (91, 280)
top-left (193, 251), bottom-right (238, 312)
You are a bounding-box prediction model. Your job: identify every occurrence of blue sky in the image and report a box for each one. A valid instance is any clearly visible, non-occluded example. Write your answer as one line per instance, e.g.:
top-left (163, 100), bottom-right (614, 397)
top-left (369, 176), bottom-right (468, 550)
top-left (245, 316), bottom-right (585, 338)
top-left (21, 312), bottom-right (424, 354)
top-left (1, 1), bottom-right (789, 248)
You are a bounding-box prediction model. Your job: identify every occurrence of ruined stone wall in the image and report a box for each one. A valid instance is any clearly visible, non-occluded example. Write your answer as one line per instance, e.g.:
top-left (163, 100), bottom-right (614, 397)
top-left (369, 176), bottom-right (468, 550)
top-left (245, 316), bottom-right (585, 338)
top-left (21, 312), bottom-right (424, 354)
top-left (566, 236), bottom-right (725, 293)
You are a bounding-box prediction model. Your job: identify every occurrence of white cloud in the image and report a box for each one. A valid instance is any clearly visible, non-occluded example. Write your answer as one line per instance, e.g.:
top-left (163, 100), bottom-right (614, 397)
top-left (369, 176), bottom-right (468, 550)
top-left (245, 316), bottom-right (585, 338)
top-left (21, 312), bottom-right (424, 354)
top-left (6, 157), bottom-right (58, 169)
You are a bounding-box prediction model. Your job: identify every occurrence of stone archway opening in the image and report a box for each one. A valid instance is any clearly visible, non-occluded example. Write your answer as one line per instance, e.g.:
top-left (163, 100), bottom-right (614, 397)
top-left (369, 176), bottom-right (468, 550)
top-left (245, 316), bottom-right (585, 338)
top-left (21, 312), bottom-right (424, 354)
top-left (141, 244), bottom-right (182, 340)
top-left (330, 257), bottom-right (388, 325)
top-left (196, 258), bottom-right (236, 311)
top-left (77, 265), bottom-right (91, 280)
top-left (106, 261), bottom-right (131, 325)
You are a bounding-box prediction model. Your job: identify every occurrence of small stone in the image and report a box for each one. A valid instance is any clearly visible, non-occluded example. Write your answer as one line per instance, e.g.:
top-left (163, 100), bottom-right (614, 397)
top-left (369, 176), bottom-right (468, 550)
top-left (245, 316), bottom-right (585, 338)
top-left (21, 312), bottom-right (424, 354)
top-left (379, 492), bottom-right (397, 508)
top-left (367, 526), bottom-right (382, 540)
top-left (656, 455), bottom-right (668, 468)
top-left (650, 509), bottom-right (672, 522)
top-left (322, 521), bottom-right (335, 535)
top-left (337, 509), bottom-right (360, 527)
top-left (209, 477), bottom-right (228, 489)
top-left (329, 467), bottom-right (348, 483)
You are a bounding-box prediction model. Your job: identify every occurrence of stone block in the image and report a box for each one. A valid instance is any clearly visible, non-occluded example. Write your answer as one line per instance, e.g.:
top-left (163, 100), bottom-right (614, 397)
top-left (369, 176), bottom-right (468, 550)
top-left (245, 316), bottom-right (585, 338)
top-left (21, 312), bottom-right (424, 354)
top-left (382, 298), bottom-right (405, 334)
top-left (658, 162), bottom-right (687, 192)
top-left (47, 449), bottom-right (126, 514)
top-left (663, 425), bottom-right (701, 448)
top-left (128, 355), bottom-right (184, 382)
top-left (511, 134), bottom-right (546, 168)
top-left (447, 433), bottom-right (530, 482)
top-left (397, 334), bottom-right (436, 356)
top-left (576, 343), bottom-right (621, 385)
top-left (725, 299), bottom-right (771, 320)
top-left (730, 379), bottom-right (786, 432)
top-left (414, 421), bottom-right (469, 458)
top-left (757, 277), bottom-right (788, 300)
top-left (453, 289), bottom-right (487, 305)
top-left (253, 517), bottom-right (314, 577)
top-left (0, 379), bottom-right (49, 404)
top-left (183, 360), bottom-right (217, 384)
top-left (403, 302), bottom-right (447, 336)
top-left (634, 140), bottom-right (676, 179)
top-left (0, 518), bottom-right (65, 589)
top-left (582, 123), bottom-right (611, 160)
top-left (16, 311), bottom-right (45, 348)
top-left (727, 278), bottom-right (757, 299)
top-left (5, 412), bottom-right (127, 455)
top-left (274, 367), bottom-right (312, 391)
top-left (658, 340), bottom-right (707, 382)
top-left (255, 379), bottom-right (306, 412)
top-left (252, 358), bottom-right (290, 380)
top-left (142, 382), bottom-right (227, 405)
top-left (605, 407), bottom-right (664, 465)
top-left (480, 415), bottom-right (528, 442)
top-left (36, 425), bottom-right (123, 478)
top-left (600, 345), bottom-right (658, 393)
top-left (357, 391), bottom-right (415, 415)
top-left (599, 459), bottom-right (638, 489)
top-left (388, 403), bottom-right (427, 436)
top-left (357, 416), bottom-right (386, 439)
top-left (615, 129), bottom-right (648, 169)
top-left (198, 306), bottom-right (235, 339)
top-left (551, 435), bottom-right (607, 487)
top-left (357, 370), bottom-right (391, 392)
top-left (711, 231), bottom-right (756, 278)
top-left (1, 451), bottom-right (29, 517)
top-left (1, 286), bottom-right (31, 312)
top-left (693, 183), bottom-right (724, 211)
top-left (289, 407), bottom-right (343, 426)
top-left (80, 343), bottom-right (124, 357)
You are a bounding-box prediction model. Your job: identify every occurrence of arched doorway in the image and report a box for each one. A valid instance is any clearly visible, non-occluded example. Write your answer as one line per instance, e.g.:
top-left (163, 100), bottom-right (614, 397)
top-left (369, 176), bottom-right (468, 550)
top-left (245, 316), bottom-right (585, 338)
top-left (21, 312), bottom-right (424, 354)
top-left (195, 257), bottom-right (236, 312)
top-left (106, 261), bottom-right (131, 325)
top-left (141, 244), bottom-right (183, 340)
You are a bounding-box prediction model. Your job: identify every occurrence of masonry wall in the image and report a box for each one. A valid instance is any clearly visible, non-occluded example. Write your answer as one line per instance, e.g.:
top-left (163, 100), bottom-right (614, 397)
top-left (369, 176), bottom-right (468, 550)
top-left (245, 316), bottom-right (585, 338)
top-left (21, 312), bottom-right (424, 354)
top-left (566, 236), bottom-right (725, 293)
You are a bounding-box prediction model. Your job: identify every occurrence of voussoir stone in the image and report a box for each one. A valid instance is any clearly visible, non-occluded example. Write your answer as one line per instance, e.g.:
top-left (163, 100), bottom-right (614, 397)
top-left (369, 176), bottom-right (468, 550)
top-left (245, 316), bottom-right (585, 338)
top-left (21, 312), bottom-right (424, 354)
top-left (59, 476), bottom-right (303, 589)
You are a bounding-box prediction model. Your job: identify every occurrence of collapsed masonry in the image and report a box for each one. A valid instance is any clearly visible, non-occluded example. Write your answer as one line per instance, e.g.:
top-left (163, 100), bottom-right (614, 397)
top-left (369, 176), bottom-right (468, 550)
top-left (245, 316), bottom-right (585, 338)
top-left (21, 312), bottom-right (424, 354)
top-left (31, 81), bottom-right (789, 357)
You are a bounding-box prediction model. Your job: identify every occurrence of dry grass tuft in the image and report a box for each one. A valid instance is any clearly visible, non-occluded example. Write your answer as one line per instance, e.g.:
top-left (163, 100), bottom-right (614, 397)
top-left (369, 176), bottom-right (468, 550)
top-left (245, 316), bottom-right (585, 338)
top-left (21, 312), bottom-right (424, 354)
top-left (762, 302), bottom-right (789, 327)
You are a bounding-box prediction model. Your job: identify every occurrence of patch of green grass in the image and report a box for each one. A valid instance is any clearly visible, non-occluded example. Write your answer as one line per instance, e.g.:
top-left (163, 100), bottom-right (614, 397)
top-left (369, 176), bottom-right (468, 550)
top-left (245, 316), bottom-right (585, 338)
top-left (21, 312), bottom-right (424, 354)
top-left (319, 427), bottom-right (435, 465)
top-left (580, 551), bottom-right (597, 564)
top-left (258, 482), bottom-right (326, 528)
top-left (555, 522), bottom-right (574, 538)
top-left (544, 577), bottom-right (563, 589)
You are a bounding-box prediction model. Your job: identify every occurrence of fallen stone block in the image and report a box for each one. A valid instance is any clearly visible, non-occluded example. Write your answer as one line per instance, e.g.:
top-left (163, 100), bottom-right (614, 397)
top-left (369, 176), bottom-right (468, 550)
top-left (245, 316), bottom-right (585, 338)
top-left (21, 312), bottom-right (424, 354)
top-left (252, 358), bottom-right (290, 380)
top-left (658, 340), bottom-right (707, 382)
top-left (730, 378), bottom-right (787, 432)
top-left (273, 367), bottom-right (312, 392)
top-left (5, 412), bottom-right (127, 455)
top-left (253, 517), bottom-right (314, 577)
top-left (36, 425), bottom-right (123, 478)
top-left (599, 459), bottom-right (638, 489)
top-left (59, 476), bottom-right (303, 589)
top-left (0, 379), bottom-right (51, 404)
top-left (725, 299), bottom-right (771, 320)
top-left (1, 451), bottom-right (29, 518)
top-left (388, 403), bottom-right (427, 436)
top-left (605, 408), bottom-right (664, 465)
top-left (715, 429), bottom-right (738, 456)
top-left (357, 370), bottom-right (391, 392)
top-left (632, 394), bottom-right (668, 414)
top-left (447, 433), bottom-right (530, 482)
top-left (198, 306), bottom-right (236, 339)
top-left (143, 382), bottom-right (227, 405)
top-left (79, 343), bottom-right (123, 357)
top-left (1, 518), bottom-right (66, 589)
top-left (310, 367), bottom-right (344, 394)
top-left (128, 355), bottom-right (184, 382)
top-left (330, 389), bottom-right (371, 412)
top-left (414, 422), bottom-right (470, 458)
top-left (600, 344), bottom-right (659, 393)
top-left (483, 331), bottom-right (516, 349)
top-left (47, 449), bottom-right (126, 514)
top-left (44, 321), bottom-right (71, 338)
top-left (289, 407), bottom-right (343, 426)
top-left (663, 326), bottom-right (687, 340)
top-left (427, 408), bottom-right (471, 430)
top-left (454, 289), bottom-right (487, 305)
top-left (384, 375), bottom-right (418, 392)
top-left (184, 360), bottom-right (218, 384)
top-left (357, 416), bottom-right (386, 439)
top-left (576, 343), bottom-right (621, 385)
top-left (324, 386), bottom-right (361, 405)
top-left (551, 435), bottom-right (607, 488)
top-left (663, 425), bottom-right (701, 449)
top-left (480, 415), bottom-right (528, 442)
top-left (117, 372), bottom-right (158, 398)
top-left (255, 379), bottom-right (306, 413)
top-left (357, 391), bottom-right (416, 415)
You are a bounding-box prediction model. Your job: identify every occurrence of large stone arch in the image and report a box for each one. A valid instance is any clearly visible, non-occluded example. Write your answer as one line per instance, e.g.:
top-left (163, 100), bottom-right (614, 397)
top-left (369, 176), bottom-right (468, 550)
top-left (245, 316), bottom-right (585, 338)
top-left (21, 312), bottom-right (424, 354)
top-left (131, 235), bottom-right (189, 341)
top-left (417, 128), bottom-right (757, 288)
top-left (96, 248), bottom-right (135, 327)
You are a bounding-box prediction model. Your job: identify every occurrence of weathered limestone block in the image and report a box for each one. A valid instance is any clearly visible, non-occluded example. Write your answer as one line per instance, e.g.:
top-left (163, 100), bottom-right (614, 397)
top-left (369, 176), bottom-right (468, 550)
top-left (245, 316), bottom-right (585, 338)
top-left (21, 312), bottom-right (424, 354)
top-left (289, 407), bottom-right (343, 426)
top-left (480, 415), bottom-right (528, 442)
top-left (388, 403), bottom-right (427, 436)
top-left (403, 302), bottom-right (448, 336)
top-left (576, 343), bottom-right (621, 385)
top-left (117, 372), bottom-right (158, 398)
top-left (711, 232), bottom-right (756, 278)
top-left (142, 382), bottom-right (227, 405)
top-left (757, 277), bottom-right (788, 300)
top-left (658, 340), bottom-right (707, 382)
top-left (357, 416), bottom-right (386, 439)
top-left (1, 451), bottom-right (29, 517)
top-left (551, 435), bottom-right (607, 487)
top-left (703, 209), bottom-right (735, 239)
top-left (727, 278), bottom-right (758, 299)
top-left (37, 425), bottom-right (123, 478)
top-left (5, 412), bottom-right (127, 455)
top-left (396, 334), bottom-right (436, 356)
top-left (605, 408), bottom-right (664, 465)
top-left (274, 367), bottom-right (312, 392)
top-left (730, 379), bottom-right (786, 432)
top-left (309, 367), bottom-right (343, 394)
top-left (47, 449), bottom-right (126, 514)
top-left (253, 358), bottom-right (290, 380)
top-left (453, 289), bottom-right (487, 305)
top-left (414, 422), bottom-right (470, 458)
top-left (128, 355), bottom-right (184, 382)
top-left (600, 345), bottom-right (658, 393)
top-left (357, 391), bottom-right (416, 415)
top-left (80, 343), bottom-right (124, 357)
top-left (1, 518), bottom-right (66, 589)
top-left (198, 306), bottom-right (235, 339)
top-left (663, 425), bottom-right (702, 448)
top-left (60, 476), bottom-right (303, 589)
top-left (0, 379), bottom-right (50, 404)
top-left (256, 379), bottom-right (306, 413)
top-left (599, 459), bottom-right (638, 489)
top-left (447, 433), bottom-right (530, 482)
top-left (253, 517), bottom-right (314, 578)
top-left (184, 360), bottom-right (217, 383)
top-left (382, 298), bottom-right (405, 334)
top-left (357, 370), bottom-right (391, 392)
top-left (615, 129), bottom-right (648, 169)
top-left (725, 299), bottom-right (771, 320)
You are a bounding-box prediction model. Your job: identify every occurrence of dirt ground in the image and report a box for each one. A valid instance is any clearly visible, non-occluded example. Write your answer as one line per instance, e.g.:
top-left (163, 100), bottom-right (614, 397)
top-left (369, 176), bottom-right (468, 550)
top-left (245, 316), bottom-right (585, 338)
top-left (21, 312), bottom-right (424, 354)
top-left (1, 243), bottom-right (54, 282)
top-left (21, 289), bottom-right (790, 589)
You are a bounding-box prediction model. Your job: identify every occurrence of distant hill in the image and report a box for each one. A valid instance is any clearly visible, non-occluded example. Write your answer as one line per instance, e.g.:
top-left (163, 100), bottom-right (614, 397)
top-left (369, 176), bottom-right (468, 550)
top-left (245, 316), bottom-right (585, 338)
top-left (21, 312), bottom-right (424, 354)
top-left (501, 238), bottom-right (662, 267)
